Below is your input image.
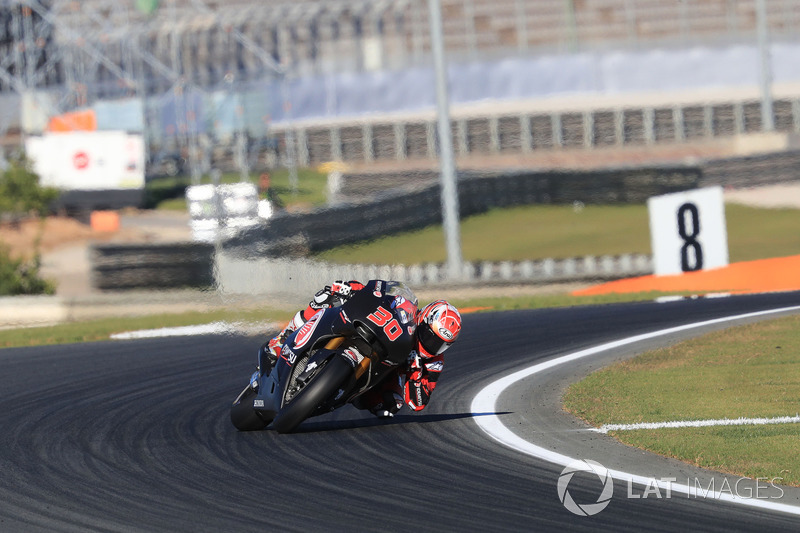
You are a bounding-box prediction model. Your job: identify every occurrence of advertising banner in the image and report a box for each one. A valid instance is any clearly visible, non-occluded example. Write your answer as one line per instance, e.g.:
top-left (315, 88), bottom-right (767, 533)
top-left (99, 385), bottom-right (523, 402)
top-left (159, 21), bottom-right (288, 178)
top-left (26, 131), bottom-right (145, 191)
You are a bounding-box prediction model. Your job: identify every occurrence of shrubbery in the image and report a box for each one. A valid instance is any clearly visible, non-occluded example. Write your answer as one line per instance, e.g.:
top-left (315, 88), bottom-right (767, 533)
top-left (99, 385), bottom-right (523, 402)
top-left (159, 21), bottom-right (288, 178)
top-left (0, 244), bottom-right (55, 295)
top-left (0, 152), bottom-right (58, 296)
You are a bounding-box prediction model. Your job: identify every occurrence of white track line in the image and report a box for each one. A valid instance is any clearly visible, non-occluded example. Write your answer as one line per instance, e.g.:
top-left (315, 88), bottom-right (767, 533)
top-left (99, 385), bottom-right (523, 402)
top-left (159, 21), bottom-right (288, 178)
top-left (111, 321), bottom-right (276, 340)
top-left (596, 415), bottom-right (800, 433)
top-left (655, 293), bottom-right (732, 303)
top-left (111, 322), bottom-right (233, 339)
top-left (470, 304), bottom-right (800, 516)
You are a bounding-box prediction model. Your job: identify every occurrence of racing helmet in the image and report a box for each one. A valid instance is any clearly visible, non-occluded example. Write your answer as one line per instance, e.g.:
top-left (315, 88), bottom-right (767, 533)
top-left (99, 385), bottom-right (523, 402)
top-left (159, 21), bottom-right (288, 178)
top-left (415, 300), bottom-right (462, 357)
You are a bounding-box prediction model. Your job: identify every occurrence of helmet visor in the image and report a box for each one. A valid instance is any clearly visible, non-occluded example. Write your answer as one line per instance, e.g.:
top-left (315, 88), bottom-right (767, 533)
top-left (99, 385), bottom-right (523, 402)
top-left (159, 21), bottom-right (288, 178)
top-left (417, 324), bottom-right (451, 356)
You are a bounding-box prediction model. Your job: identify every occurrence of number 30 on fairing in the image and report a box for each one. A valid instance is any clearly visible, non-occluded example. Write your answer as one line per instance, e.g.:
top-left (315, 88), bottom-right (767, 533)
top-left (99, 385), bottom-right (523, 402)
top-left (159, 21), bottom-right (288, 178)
top-left (647, 186), bottom-right (729, 276)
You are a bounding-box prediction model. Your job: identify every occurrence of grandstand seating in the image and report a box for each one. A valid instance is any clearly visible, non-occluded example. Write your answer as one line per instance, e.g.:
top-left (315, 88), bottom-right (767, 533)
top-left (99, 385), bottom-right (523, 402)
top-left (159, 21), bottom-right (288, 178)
top-left (4, 1), bottom-right (800, 170)
top-left (18, 0), bottom-right (800, 94)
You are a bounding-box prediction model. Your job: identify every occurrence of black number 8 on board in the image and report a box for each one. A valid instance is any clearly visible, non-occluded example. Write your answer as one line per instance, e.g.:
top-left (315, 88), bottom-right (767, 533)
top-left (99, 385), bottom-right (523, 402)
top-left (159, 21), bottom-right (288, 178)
top-left (677, 202), bottom-right (703, 272)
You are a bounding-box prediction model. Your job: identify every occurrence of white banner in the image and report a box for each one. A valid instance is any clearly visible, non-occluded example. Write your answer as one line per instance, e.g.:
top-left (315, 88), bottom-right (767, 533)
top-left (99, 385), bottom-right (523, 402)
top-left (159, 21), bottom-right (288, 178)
top-left (25, 131), bottom-right (145, 191)
top-left (648, 186), bottom-right (729, 276)
top-left (186, 183), bottom-right (265, 242)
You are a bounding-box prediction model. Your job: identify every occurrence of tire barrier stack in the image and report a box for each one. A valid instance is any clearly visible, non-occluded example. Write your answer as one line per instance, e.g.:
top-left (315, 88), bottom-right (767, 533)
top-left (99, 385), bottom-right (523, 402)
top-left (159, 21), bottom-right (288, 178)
top-left (699, 148), bottom-right (800, 189)
top-left (91, 242), bottom-right (215, 291)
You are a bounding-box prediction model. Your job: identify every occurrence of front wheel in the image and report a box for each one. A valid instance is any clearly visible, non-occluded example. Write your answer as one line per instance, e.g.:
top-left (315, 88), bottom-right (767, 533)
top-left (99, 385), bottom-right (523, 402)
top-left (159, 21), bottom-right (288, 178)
top-left (272, 356), bottom-right (352, 434)
top-left (230, 385), bottom-right (268, 431)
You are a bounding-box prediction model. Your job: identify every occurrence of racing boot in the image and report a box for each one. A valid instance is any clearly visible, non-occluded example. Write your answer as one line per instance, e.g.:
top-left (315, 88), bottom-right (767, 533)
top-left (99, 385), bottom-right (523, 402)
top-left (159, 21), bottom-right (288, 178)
top-left (257, 310), bottom-right (307, 376)
top-left (258, 326), bottom-right (295, 376)
top-left (354, 387), bottom-right (403, 419)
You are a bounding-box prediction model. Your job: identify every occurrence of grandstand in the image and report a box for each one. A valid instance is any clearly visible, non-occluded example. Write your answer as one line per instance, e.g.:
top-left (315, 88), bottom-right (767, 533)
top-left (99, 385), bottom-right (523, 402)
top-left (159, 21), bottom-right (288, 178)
top-left (2, 0), bottom-right (800, 173)
top-left (8, 0), bottom-right (800, 94)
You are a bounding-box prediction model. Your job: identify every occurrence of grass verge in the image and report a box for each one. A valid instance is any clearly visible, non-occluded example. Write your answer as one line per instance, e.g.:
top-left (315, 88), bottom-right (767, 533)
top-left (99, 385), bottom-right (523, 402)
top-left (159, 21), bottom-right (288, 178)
top-left (615, 424), bottom-right (800, 486)
top-left (563, 314), bottom-right (800, 486)
top-left (145, 167), bottom-right (330, 211)
top-left (445, 290), bottom-right (693, 313)
top-left (0, 308), bottom-right (293, 349)
top-left (315, 203), bottom-right (800, 265)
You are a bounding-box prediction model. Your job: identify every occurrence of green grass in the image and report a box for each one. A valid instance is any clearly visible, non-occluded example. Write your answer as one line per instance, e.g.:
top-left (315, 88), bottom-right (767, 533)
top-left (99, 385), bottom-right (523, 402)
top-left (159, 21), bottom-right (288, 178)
top-left (564, 314), bottom-right (800, 486)
top-left (267, 167), bottom-right (330, 209)
top-left (145, 167), bottom-right (330, 211)
top-left (154, 197), bottom-right (188, 211)
top-left (316, 204), bottom-right (650, 264)
top-left (725, 204), bottom-right (800, 262)
top-left (445, 291), bottom-right (696, 313)
top-left (0, 308), bottom-right (293, 349)
top-left (315, 203), bottom-right (800, 265)
top-left (618, 424), bottom-right (800, 486)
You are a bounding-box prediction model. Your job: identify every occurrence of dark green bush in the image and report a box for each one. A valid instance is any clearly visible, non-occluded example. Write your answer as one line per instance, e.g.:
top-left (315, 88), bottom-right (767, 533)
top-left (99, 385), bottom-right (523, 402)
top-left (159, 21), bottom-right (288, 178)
top-left (0, 152), bottom-right (59, 296)
top-left (0, 245), bottom-right (55, 296)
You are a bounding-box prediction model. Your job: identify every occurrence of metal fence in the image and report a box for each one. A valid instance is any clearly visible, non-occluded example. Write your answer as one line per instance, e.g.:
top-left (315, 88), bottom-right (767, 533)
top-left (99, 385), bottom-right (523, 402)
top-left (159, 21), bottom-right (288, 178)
top-left (4, 2), bottom-right (800, 125)
top-left (23, 0), bottom-right (800, 88)
top-left (3, 1), bottom-right (800, 180)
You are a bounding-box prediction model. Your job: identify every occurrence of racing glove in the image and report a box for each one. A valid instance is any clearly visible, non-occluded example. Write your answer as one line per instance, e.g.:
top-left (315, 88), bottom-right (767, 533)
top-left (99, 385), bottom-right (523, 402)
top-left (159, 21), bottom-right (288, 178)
top-left (309, 280), bottom-right (364, 310)
top-left (330, 280), bottom-right (364, 298)
top-left (408, 354), bottom-right (423, 381)
top-left (308, 287), bottom-right (334, 310)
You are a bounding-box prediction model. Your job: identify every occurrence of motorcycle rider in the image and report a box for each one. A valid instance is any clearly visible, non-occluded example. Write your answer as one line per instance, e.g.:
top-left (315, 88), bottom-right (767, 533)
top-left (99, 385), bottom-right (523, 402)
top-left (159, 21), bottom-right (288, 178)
top-left (259, 280), bottom-right (462, 418)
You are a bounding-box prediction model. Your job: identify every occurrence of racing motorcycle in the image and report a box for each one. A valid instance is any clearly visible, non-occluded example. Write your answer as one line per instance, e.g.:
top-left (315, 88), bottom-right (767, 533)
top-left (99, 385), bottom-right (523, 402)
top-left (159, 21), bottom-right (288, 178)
top-left (230, 280), bottom-right (419, 434)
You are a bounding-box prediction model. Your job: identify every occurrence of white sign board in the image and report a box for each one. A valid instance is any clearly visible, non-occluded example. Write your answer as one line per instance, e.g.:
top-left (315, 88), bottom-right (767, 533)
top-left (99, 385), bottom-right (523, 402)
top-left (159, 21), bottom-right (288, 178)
top-left (25, 131), bottom-right (145, 191)
top-left (648, 186), bottom-right (729, 276)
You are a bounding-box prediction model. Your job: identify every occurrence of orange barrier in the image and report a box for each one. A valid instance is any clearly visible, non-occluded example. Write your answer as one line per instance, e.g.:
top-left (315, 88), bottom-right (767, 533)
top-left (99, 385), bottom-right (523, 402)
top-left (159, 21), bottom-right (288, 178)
top-left (573, 254), bottom-right (800, 296)
top-left (90, 211), bottom-right (120, 233)
top-left (47, 109), bottom-right (97, 132)
top-left (459, 306), bottom-right (493, 314)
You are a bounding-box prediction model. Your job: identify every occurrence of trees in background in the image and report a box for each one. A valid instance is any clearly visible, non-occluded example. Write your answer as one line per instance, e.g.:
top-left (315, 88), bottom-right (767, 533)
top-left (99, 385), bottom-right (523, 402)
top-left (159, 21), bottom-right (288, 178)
top-left (0, 152), bottom-right (58, 295)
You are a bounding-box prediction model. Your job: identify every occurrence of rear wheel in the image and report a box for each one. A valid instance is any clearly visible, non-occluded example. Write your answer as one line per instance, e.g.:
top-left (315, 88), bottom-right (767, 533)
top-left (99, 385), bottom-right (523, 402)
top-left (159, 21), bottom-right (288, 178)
top-left (230, 385), bottom-right (268, 431)
top-left (272, 356), bottom-right (352, 434)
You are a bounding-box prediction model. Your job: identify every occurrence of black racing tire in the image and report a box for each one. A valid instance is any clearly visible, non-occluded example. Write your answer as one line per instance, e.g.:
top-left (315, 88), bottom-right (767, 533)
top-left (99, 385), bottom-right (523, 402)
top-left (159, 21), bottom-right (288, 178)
top-left (230, 385), bottom-right (269, 432)
top-left (272, 356), bottom-right (352, 434)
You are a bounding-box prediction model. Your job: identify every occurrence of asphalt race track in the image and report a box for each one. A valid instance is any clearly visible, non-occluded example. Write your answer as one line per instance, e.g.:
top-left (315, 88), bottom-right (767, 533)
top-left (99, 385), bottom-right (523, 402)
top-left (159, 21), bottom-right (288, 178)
top-left (2, 292), bottom-right (800, 532)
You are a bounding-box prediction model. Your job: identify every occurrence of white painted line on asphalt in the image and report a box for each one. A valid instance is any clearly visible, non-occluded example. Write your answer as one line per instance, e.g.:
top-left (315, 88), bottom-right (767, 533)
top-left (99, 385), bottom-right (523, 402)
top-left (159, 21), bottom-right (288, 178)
top-left (111, 322), bottom-right (234, 339)
top-left (596, 415), bottom-right (800, 433)
top-left (111, 321), bottom-right (277, 339)
top-left (655, 293), bottom-right (732, 303)
top-left (470, 304), bottom-right (800, 516)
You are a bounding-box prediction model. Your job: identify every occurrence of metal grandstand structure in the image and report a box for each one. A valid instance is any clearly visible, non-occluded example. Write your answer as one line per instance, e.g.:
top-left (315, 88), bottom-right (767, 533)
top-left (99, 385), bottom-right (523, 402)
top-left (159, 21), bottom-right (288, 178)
top-left (7, 0), bottom-right (800, 93)
top-left (2, 0), bottom-right (800, 176)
